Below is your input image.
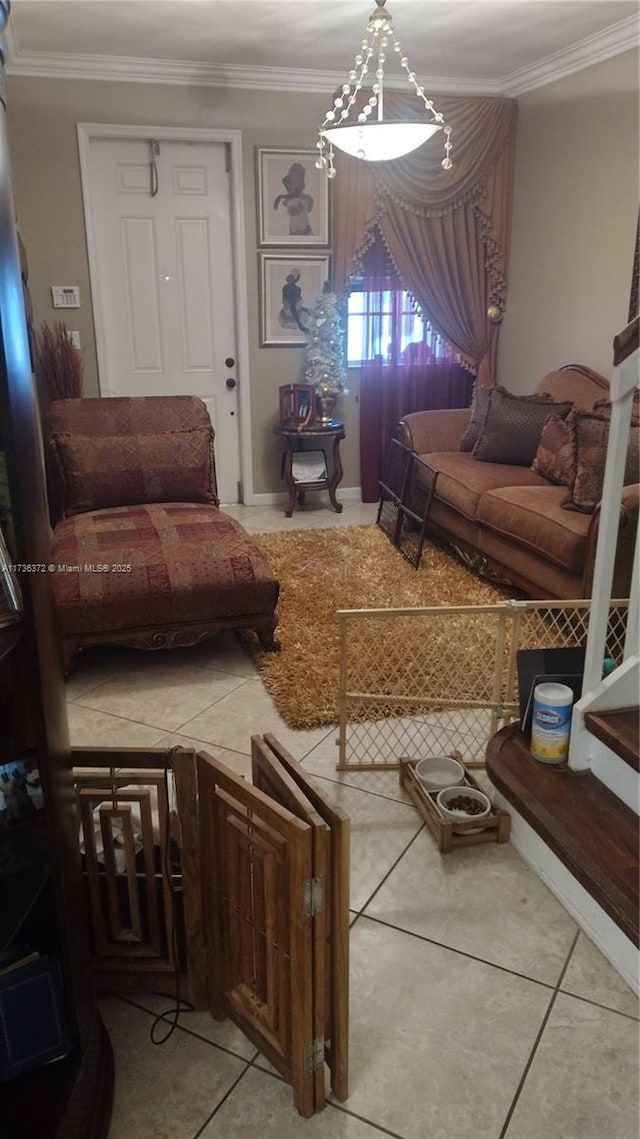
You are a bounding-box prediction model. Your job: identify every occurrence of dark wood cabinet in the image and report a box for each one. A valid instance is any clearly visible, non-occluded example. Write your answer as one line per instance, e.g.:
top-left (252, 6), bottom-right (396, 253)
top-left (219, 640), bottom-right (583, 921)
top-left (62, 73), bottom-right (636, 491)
top-left (0, 7), bottom-right (113, 1134)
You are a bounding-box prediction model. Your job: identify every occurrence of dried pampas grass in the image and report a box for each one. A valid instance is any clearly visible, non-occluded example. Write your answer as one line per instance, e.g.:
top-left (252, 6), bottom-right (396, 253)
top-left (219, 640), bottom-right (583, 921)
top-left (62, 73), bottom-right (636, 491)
top-left (246, 525), bottom-right (511, 729)
top-left (36, 321), bottom-right (84, 402)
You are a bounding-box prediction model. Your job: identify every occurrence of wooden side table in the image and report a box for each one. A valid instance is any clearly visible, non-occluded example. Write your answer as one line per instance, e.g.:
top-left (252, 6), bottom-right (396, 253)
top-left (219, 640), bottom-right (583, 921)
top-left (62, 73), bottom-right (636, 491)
top-left (274, 420), bottom-right (345, 517)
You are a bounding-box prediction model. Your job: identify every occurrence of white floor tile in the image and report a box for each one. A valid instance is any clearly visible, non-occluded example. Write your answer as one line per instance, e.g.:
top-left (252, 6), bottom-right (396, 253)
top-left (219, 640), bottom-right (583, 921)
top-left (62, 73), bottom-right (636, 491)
top-left (68, 503), bottom-right (636, 1139)
top-left (364, 826), bottom-right (578, 984)
top-left (504, 993), bottom-right (639, 1139)
top-left (344, 916), bottom-right (552, 1139)
top-left (100, 995), bottom-right (248, 1139)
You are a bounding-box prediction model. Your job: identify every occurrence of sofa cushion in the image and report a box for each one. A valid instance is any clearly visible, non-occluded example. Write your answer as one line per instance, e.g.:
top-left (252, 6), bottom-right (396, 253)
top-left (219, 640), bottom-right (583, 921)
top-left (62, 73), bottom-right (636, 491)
top-left (562, 406), bottom-right (640, 514)
top-left (51, 503), bottom-right (279, 636)
top-left (52, 427), bottom-right (218, 517)
top-left (472, 388), bottom-right (572, 466)
top-left (477, 485), bottom-right (590, 573)
top-left (459, 384), bottom-right (491, 452)
top-left (531, 414), bottom-right (574, 486)
top-left (424, 451), bottom-right (548, 520)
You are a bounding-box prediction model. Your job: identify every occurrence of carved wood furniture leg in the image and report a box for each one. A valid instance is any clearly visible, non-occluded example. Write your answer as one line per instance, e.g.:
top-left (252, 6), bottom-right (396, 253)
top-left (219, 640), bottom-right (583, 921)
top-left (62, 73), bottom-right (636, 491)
top-left (283, 441), bottom-right (296, 517)
top-left (329, 432), bottom-right (344, 513)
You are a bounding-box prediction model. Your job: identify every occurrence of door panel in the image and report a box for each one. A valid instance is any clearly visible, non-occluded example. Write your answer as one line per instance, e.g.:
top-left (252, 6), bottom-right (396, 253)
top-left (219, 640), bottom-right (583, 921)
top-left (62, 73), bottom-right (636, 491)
top-left (262, 733), bottom-right (350, 1103)
top-left (122, 217), bottom-right (163, 370)
top-left (251, 736), bottom-right (329, 1109)
top-left (196, 753), bottom-right (316, 1118)
top-left (84, 136), bottom-right (240, 502)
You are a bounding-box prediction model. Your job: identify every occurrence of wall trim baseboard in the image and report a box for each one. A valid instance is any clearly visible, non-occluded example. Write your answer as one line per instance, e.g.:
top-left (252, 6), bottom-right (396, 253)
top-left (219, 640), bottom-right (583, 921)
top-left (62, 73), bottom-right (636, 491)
top-left (246, 486), bottom-right (362, 507)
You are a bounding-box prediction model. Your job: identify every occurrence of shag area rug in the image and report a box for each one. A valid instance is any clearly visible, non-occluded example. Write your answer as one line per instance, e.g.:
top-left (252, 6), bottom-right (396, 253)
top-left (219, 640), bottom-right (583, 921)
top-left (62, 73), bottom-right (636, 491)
top-left (246, 525), bottom-right (511, 730)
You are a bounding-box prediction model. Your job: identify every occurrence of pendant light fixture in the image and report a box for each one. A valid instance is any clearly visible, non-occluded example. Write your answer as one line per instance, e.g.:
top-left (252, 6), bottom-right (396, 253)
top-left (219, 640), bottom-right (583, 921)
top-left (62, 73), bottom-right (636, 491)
top-left (316, 0), bottom-right (452, 177)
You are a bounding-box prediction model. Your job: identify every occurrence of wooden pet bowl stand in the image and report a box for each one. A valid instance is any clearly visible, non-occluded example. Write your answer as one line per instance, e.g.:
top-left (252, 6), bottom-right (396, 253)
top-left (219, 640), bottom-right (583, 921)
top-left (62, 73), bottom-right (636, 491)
top-left (399, 758), bottom-right (511, 853)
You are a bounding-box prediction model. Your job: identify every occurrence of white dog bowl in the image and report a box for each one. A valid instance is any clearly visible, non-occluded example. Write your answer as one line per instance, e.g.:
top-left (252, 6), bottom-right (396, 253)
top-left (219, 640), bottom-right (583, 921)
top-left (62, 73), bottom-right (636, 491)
top-left (414, 755), bottom-right (465, 793)
top-left (436, 785), bottom-right (491, 833)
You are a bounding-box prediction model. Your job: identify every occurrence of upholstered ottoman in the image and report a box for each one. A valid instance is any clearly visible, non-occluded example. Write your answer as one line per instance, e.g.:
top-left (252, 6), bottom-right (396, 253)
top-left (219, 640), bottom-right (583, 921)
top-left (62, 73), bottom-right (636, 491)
top-left (44, 396), bottom-right (279, 671)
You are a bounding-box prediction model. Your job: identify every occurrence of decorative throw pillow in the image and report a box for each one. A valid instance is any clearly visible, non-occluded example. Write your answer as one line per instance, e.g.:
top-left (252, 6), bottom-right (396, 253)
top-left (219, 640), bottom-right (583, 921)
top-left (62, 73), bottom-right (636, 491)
top-left (53, 427), bottom-right (218, 517)
top-left (531, 413), bottom-right (574, 486)
top-left (472, 388), bottom-right (573, 466)
top-left (561, 407), bottom-right (640, 514)
top-left (459, 384), bottom-right (491, 452)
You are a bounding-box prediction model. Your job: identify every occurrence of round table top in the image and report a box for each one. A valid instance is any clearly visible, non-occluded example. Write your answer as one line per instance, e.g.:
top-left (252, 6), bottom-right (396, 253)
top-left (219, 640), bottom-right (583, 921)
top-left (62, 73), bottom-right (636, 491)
top-left (274, 420), bottom-right (344, 437)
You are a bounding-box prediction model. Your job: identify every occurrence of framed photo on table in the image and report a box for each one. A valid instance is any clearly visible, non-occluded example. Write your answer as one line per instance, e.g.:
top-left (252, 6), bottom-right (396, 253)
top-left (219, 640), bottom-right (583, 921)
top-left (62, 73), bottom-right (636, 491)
top-left (259, 253), bottom-right (330, 347)
top-left (279, 383), bottom-right (316, 429)
top-left (256, 148), bottom-right (330, 247)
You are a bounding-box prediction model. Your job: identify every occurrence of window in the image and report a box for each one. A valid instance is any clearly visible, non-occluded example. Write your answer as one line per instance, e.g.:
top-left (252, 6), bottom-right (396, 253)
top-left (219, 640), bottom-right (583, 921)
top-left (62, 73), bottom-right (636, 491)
top-left (346, 280), bottom-right (457, 367)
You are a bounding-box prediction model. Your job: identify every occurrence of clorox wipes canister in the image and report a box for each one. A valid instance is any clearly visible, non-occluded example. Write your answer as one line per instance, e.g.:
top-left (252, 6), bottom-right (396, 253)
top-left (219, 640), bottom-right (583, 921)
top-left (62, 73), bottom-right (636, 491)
top-left (530, 682), bottom-right (574, 764)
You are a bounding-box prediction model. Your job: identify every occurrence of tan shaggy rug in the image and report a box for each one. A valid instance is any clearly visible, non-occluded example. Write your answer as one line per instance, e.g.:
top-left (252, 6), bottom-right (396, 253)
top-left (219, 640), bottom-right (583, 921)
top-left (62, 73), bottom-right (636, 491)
top-left (246, 525), bottom-right (512, 730)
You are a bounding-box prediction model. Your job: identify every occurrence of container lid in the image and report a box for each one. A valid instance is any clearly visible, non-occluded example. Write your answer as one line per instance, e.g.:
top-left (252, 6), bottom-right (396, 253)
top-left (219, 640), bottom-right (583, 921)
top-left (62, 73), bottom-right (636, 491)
top-left (533, 682), bottom-right (573, 704)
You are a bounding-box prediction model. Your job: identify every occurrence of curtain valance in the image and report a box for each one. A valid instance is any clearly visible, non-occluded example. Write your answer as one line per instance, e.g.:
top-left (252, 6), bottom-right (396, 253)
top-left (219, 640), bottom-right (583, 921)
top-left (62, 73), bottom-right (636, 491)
top-left (332, 93), bottom-right (519, 380)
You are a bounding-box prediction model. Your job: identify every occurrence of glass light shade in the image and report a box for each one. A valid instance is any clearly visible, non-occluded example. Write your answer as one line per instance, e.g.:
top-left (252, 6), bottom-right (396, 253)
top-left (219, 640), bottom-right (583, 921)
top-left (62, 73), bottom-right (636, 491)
top-left (321, 120), bottom-right (442, 162)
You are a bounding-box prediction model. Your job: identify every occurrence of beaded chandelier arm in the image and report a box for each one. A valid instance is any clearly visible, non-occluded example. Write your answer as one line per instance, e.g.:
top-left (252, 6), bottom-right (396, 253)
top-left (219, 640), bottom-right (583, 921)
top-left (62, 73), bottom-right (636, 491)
top-left (316, 0), bottom-right (452, 176)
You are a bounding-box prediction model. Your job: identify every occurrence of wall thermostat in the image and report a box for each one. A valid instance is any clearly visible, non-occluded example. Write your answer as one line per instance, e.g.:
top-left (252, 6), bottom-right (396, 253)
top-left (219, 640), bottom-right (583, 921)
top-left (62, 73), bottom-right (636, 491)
top-left (51, 285), bottom-right (80, 309)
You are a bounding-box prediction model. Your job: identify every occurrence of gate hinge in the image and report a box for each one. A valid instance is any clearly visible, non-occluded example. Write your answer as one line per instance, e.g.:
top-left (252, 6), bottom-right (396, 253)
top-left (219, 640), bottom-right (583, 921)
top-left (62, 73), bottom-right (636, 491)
top-left (303, 876), bottom-right (325, 917)
top-left (305, 1037), bottom-right (325, 1072)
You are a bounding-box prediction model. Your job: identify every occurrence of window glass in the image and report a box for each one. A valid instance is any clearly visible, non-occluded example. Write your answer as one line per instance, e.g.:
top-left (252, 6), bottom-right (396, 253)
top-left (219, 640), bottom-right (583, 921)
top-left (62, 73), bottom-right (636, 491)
top-left (346, 281), bottom-right (454, 366)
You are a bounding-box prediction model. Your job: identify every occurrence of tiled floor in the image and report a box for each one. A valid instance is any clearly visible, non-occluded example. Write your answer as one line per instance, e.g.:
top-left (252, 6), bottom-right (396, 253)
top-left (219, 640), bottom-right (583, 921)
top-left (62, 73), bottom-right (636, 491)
top-left (66, 500), bottom-right (639, 1139)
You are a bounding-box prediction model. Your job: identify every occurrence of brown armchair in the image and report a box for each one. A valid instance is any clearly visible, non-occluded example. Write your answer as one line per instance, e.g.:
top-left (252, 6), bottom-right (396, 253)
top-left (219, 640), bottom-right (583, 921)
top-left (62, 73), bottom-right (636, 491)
top-left (43, 395), bottom-right (279, 671)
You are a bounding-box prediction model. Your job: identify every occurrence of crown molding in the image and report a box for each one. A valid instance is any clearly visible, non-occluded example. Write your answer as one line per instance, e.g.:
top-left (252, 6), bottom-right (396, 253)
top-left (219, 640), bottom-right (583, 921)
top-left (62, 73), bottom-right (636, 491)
top-left (3, 14), bottom-right (638, 96)
top-left (502, 16), bottom-right (639, 96)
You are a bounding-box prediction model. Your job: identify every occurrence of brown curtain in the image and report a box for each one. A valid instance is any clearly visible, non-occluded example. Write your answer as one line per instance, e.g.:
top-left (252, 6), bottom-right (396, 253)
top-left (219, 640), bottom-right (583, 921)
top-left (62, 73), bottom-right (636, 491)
top-left (333, 93), bottom-right (518, 383)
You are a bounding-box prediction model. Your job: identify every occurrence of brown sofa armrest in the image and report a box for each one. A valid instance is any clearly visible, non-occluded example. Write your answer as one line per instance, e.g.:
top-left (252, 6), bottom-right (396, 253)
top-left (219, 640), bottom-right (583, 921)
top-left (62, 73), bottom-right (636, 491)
top-left (397, 408), bottom-right (471, 455)
top-left (583, 483), bottom-right (639, 598)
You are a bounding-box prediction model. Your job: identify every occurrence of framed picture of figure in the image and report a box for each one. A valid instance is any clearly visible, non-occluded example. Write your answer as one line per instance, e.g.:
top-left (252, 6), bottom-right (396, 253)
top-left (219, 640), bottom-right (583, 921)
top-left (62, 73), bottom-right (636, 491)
top-left (259, 253), bottom-right (330, 347)
top-left (256, 149), bottom-right (330, 247)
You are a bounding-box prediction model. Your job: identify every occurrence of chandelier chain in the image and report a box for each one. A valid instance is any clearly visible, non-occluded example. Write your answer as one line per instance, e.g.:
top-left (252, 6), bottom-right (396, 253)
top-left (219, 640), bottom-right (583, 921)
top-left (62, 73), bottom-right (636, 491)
top-left (316, 0), bottom-right (452, 173)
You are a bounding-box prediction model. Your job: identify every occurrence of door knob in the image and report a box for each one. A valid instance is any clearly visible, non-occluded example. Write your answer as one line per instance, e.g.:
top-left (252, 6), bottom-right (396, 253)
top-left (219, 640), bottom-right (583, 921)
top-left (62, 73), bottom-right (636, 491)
top-left (226, 377), bottom-right (236, 389)
top-left (225, 357), bottom-right (235, 368)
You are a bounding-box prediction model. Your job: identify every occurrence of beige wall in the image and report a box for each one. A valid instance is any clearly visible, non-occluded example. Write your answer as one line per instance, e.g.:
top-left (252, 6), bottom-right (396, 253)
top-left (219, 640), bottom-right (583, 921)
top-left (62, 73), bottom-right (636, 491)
top-left (6, 76), bottom-right (361, 497)
top-left (7, 50), bottom-right (638, 497)
top-left (498, 50), bottom-right (639, 393)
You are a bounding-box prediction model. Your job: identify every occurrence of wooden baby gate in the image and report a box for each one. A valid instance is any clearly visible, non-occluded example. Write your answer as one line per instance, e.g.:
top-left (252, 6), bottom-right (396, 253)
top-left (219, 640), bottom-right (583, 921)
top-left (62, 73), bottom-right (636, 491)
top-left (72, 735), bottom-right (350, 1117)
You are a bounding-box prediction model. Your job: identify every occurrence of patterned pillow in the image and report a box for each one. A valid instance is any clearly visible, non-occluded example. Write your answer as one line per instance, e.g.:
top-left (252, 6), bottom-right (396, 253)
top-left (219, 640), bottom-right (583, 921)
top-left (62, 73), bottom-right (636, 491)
top-left (459, 384), bottom-right (491, 452)
top-left (53, 427), bottom-right (218, 517)
top-left (561, 407), bottom-right (640, 514)
top-left (472, 388), bottom-right (572, 466)
top-left (531, 413), bottom-right (574, 485)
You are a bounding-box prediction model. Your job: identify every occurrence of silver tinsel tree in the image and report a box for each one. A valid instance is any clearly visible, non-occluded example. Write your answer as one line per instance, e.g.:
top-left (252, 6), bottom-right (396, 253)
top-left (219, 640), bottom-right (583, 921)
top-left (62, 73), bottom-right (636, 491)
top-left (302, 283), bottom-right (347, 394)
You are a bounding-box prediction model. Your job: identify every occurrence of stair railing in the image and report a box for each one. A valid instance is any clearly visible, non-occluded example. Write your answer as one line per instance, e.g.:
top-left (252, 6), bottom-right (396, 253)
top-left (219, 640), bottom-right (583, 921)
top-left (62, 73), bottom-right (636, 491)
top-left (569, 316), bottom-right (639, 770)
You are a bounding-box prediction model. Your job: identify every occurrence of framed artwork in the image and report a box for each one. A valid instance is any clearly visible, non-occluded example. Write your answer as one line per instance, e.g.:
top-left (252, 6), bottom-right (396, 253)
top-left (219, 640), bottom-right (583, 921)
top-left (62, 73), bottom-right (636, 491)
top-left (256, 149), bottom-right (329, 247)
top-left (0, 752), bottom-right (45, 828)
top-left (259, 253), bottom-right (330, 347)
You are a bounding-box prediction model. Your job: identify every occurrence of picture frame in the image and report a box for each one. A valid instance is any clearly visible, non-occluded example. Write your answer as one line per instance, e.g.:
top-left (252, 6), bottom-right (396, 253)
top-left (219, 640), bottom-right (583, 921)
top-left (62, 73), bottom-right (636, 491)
top-left (279, 383), bottom-right (316, 429)
top-left (259, 253), bottom-right (331, 347)
top-left (256, 148), bottom-right (330, 247)
top-left (0, 527), bottom-right (22, 630)
top-left (0, 752), bottom-right (45, 829)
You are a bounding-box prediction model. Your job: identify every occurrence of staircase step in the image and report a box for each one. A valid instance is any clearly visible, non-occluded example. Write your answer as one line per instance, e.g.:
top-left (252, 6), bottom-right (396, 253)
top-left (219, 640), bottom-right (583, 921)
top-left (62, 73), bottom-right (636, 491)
top-left (486, 723), bottom-right (639, 947)
top-left (585, 708), bottom-right (639, 772)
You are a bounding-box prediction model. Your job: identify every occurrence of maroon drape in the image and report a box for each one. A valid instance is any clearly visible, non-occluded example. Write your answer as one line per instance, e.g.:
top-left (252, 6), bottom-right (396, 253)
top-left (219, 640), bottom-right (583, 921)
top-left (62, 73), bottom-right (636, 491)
top-left (359, 237), bottom-right (473, 502)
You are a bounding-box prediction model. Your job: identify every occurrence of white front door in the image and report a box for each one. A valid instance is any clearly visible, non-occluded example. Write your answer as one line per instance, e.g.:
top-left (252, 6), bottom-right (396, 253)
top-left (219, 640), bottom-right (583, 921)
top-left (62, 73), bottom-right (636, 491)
top-left (83, 135), bottom-right (241, 503)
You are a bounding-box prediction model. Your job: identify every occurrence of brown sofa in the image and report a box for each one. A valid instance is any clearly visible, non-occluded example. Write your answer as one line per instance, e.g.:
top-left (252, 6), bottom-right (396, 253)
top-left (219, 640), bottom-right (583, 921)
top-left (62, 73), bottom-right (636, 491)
top-left (44, 395), bottom-right (279, 670)
top-left (397, 364), bottom-right (638, 599)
